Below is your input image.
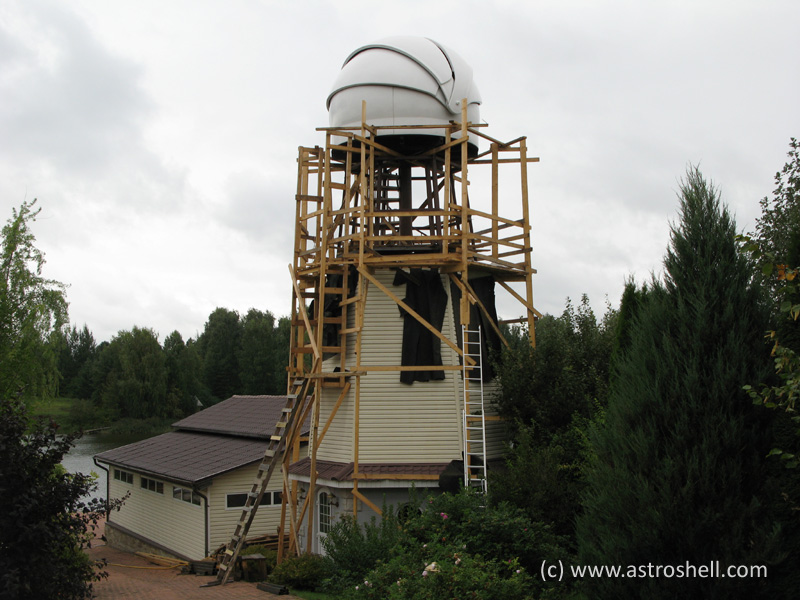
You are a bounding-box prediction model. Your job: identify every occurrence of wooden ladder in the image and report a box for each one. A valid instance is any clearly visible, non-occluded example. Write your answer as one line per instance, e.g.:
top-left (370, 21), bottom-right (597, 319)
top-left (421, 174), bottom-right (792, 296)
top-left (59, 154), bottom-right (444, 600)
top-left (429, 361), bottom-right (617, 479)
top-left (211, 376), bottom-right (314, 586)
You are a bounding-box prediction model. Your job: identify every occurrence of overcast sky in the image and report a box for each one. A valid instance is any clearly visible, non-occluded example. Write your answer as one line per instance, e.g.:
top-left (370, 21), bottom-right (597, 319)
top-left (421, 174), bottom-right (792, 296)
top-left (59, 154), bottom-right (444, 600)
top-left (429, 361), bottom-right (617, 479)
top-left (1, 0), bottom-right (798, 343)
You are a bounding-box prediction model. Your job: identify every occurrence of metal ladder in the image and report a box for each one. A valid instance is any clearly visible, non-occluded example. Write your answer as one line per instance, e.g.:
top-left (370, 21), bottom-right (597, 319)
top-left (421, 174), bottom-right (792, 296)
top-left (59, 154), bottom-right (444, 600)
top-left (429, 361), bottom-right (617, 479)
top-left (462, 325), bottom-right (488, 494)
top-left (212, 376), bottom-right (314, 586)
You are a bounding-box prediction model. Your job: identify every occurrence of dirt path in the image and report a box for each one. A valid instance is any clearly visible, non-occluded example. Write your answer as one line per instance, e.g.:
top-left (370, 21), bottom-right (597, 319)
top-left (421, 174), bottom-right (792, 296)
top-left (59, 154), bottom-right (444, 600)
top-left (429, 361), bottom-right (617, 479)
top-left (85, 519), bottom-right (303, 600)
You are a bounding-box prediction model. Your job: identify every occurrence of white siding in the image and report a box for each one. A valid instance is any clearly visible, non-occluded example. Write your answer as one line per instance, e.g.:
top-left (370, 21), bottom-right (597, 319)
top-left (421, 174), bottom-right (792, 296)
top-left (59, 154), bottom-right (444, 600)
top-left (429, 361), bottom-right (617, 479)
top-left (318, 270), bottom-right (463, 464)
top-left (108, 472), bottom-right (205, 560)
top-left (207, 463), bottom-right (286, 552)
top-left (314, 269), bottom-right (509, 466)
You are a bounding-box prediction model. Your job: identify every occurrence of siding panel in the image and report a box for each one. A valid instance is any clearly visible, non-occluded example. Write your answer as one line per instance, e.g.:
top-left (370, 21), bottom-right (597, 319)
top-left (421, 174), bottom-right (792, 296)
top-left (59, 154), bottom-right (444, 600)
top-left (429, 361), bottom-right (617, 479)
top-left (108, 473), bottom-right (205, 559)
top-left (207, 464), bottom-right (286, 552)
top-left (315, 269), bottom-right (508, 466)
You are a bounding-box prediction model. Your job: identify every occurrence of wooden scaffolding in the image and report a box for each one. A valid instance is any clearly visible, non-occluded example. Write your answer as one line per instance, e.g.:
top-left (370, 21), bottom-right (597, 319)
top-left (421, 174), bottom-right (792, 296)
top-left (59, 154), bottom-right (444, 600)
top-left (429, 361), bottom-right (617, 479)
top-left (275, 102), bottom-right (539, 559)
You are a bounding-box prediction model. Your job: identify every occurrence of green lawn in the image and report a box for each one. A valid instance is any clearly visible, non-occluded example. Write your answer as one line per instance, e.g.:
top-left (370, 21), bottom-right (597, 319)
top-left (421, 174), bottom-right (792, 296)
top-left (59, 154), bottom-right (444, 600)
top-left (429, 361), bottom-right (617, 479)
top-left (28, 396), bottom-right (74, 423)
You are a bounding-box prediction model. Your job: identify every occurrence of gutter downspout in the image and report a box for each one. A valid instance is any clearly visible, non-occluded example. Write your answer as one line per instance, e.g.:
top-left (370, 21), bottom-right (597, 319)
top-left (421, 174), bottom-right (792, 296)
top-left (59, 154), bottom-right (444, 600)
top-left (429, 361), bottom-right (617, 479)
top-left (195, 489), bottom-right (210, 558)
top-left (93, 458), bottom-right (110, 517)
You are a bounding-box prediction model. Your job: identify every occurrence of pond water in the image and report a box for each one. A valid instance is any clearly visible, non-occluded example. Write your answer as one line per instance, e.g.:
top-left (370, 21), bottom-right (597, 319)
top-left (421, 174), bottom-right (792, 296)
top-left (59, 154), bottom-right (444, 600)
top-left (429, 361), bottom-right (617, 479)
top-left (61, 430), bottom-right (153, 503)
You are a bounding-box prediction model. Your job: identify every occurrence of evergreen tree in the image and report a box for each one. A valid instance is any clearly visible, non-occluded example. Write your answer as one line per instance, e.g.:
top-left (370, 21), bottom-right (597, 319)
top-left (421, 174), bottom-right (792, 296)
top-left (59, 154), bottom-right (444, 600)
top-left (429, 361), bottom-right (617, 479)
top-left (491, 295), bottom-right (616, 544)
top-left (164, 330), bottom-right (205, 415)
top-left (576, 168), bottom-right (781, 598)
top-left (239, 308), bottom-right (277, 395)
top-left (198, 307), bottom-right (242, 401)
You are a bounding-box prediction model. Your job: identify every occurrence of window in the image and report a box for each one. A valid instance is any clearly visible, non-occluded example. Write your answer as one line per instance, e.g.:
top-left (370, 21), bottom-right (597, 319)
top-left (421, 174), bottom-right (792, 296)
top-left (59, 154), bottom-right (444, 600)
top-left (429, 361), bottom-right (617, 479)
top-left (140, 477), bottom-right (163, 494)
top-left (113, 469), bottom-right (133, 485)
top-left (397, 502), bottom-right (421, 524)
top-left (226, 493), bottom-right (248, 509)
top-left (319, 492), bottom-right (331, 534)
top-left (226, 491), bottom-right (281, 509)
top-left (261, 491), bottom-right (282, 506)
top-left (173, 486), bottom-right (201, 506)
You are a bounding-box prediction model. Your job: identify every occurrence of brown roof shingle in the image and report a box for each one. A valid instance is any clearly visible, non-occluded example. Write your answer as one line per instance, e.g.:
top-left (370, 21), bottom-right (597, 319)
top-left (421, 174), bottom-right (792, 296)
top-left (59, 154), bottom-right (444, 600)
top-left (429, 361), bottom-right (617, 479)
top-left (95, 431), bottom-right (268, 485)
top-left (96, 395), bottom-right (311, 485)
top-left (288, 457), bottom-right (450, 482)
top-left (172, 395), bottom-right (291, 439)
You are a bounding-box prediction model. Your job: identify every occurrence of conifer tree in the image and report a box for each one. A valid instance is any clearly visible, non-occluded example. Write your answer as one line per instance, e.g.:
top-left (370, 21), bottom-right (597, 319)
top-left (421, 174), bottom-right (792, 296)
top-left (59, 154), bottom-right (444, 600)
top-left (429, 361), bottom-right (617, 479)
top-left (577, 168), bottom-right (781, 598)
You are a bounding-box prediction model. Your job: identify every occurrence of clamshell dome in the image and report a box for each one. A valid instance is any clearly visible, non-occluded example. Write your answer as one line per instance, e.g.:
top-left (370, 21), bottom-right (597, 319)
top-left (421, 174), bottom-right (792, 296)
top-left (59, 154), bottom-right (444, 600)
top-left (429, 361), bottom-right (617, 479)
top-left (327, 36), bottom-right (482, 156)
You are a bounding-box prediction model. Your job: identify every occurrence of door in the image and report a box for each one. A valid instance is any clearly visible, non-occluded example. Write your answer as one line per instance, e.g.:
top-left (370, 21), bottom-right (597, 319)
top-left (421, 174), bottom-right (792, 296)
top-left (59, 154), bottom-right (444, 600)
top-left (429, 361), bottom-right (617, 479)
top-left (317, 491), bottom-right (331, 555)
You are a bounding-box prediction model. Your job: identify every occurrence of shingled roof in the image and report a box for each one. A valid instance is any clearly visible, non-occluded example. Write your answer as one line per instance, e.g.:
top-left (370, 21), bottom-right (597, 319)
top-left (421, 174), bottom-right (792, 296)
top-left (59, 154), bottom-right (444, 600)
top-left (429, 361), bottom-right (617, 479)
top-left (95, 395), bottom-right (310, 485)
top-left (172, 395), bottom-right (300, 439)
top-left (288, 456), bottom-right (450, 482)
top-left (95, 431), bottom-right (268, 486)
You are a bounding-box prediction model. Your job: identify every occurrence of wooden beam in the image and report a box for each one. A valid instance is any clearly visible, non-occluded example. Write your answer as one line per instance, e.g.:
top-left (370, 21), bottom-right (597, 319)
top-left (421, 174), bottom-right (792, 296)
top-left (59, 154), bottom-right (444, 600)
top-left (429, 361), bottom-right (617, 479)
top-left (356, 473), bottom-right (440, 481)
top-left (497, 280), bottom-right (543, 318)
top-left (357, 266), bottom-right (464, 359)
top-left (352, 488), bottom-right (382, 515)
top-left (288, 264), bottom-right (320, 360)
top-left (361, 364), bottom-right (462, 372)
top-left (315, 381), bottom-right (351, 452)
top-left (449, 274), bottom-right (510, 350)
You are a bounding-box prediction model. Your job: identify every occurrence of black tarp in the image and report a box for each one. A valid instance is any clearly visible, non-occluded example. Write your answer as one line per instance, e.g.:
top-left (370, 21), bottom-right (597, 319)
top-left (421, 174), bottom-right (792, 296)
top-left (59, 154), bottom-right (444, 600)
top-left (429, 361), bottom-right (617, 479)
top-left (393, 268), bottom-right (448, 384)
top-left (450, 275), bottom-right (502, 381)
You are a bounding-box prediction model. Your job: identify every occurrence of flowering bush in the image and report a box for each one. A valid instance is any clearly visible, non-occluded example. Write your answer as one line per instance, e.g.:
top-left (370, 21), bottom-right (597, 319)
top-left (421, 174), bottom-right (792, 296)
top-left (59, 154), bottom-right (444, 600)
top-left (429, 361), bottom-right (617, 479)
top-left (320, 506), bottom-right (401, 590)
top-left (335, 489), bottom-right (571, 599)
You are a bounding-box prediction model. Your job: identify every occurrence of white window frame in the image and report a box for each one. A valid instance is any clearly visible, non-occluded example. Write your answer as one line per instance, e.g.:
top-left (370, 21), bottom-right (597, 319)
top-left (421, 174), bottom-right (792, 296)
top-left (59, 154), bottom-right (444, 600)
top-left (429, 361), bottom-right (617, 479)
top-left (225, 490), bottom-right (281, 510)
top-left (172, 485), bottom-right (202, 506)
top-left (318, 491), bottom-right (331, 535)
top-left (113, 469), bottom-right (134, 485)
top-left (140, 477), bottom-right (164, 494)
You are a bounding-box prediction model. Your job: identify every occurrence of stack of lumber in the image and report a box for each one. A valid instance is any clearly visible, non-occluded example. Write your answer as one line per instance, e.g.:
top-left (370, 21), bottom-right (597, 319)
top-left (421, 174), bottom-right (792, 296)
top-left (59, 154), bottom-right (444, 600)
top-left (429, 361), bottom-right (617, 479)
top-left (211, 532), bottom-right (289, 557)
top-left (135, 552), bottom-right (188, 569)
top-left (189, 559), bottom-right (218, 575)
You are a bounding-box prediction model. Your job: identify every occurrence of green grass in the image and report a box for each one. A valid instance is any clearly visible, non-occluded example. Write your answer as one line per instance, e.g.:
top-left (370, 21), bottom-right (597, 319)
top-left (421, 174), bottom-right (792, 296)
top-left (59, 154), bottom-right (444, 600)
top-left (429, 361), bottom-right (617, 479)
top-left (28, 396), bottom-right (73, 422)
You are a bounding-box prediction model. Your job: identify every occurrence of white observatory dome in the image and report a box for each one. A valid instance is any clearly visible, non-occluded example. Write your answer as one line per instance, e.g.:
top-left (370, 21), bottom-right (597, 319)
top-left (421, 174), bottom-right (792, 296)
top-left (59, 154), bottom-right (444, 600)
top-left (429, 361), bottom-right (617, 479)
top-left (327, 36), bottom-right (482, 155)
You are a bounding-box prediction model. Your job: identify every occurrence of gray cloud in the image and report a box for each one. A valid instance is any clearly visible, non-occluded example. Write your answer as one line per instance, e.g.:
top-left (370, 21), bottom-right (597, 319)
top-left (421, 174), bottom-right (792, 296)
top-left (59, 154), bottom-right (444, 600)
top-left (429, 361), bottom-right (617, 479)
top-left (0, 2), bottom-right (152, 173)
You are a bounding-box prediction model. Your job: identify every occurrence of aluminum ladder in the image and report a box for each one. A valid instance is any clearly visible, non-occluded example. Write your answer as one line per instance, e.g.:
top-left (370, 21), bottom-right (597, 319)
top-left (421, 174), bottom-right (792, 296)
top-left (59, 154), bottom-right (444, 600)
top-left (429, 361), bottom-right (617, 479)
top-left (462, 325), bottom-right (488, 494)
top-left (212, 376), bottom-right (314, 586)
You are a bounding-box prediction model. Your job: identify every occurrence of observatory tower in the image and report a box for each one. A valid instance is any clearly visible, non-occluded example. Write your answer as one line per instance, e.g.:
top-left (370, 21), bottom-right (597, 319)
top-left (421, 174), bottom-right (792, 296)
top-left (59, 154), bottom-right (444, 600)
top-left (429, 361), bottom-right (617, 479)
top-left (284, 36), bottom-right (539, 554)
top-left (285, 37), bottom-right (538, 552)
top-left (216, 37), bottom-right (539, 574)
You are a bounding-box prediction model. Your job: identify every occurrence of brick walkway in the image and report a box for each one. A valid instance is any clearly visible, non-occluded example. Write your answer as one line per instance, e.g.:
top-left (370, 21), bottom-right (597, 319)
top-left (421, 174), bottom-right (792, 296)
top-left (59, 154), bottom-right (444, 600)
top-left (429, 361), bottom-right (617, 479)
top-left (85, 520), bottom-right (302, 600)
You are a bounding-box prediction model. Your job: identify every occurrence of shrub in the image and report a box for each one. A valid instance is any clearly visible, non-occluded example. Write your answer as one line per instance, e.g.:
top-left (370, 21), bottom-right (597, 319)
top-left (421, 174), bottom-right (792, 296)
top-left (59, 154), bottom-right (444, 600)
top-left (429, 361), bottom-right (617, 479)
top-left (321, 506), bottom-right (401, 587)
top-left (341, 542), bottom-right (534, 600)
top-left (0, 394), bottom-right (112, 599)
top-left (268, 552), bottom-right (334, 590)
top-left (401, 488), bottom-right (568, 575)
top-left (331, 489), bottom-right (571, 599)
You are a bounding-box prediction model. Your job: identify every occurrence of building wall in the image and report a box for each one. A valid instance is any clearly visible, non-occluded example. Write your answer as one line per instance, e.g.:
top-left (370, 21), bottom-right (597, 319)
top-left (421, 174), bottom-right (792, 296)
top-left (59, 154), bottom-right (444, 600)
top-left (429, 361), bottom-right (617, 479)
top-left (106, 461), bottom-right (289, 560)
top-left (306, 483), bottom-right (439, 554)
top-left (107, 469), bottom-right (205, 560)
top-left (206, 463), bottom-right (286, 553)
top-left (317, 268), bottom-right (508, 464)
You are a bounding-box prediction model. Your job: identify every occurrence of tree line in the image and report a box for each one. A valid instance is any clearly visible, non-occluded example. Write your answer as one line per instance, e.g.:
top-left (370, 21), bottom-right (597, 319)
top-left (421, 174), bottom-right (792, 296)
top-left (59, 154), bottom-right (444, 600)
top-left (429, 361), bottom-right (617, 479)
top-left (55, 307), bottom-right (290, 425)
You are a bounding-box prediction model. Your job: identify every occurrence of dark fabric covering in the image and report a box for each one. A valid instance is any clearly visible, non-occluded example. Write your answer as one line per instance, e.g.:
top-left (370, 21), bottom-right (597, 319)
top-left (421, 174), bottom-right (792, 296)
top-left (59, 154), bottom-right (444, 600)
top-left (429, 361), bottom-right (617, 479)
top-left (450, 275), bottom-right (502, 381)
top-left (308, 266), bottom-right (359, 355)
top-left (393, 268), bottom-right (448, 384)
